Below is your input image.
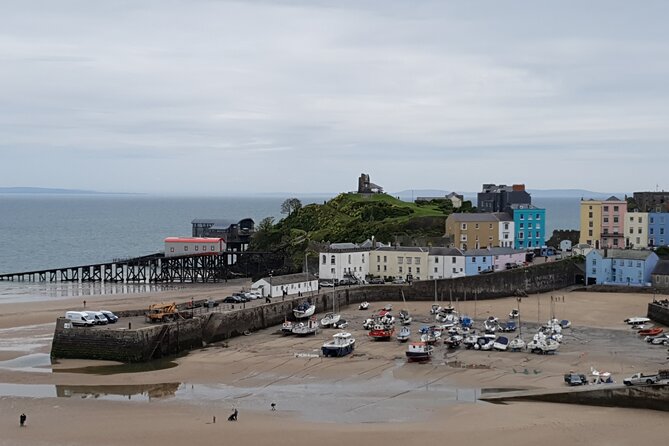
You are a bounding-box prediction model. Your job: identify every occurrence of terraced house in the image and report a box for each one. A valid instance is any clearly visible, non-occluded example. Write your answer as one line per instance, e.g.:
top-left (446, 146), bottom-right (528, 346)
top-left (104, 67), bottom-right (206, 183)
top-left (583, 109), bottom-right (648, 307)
top-left (369, 246), bottom-right (428, 281)
top-left (445, 213), bottom-right (512, 250)
top-left (579, 196), bottom-right (627, 249)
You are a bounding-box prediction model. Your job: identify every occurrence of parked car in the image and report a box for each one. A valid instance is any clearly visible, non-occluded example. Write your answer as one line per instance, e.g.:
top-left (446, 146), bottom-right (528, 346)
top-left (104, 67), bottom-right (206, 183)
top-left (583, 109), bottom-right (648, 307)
top-left (320, 281), bottom-right (334, 287)
top-left (99, 310), bottom-right (119, 323)
top-left (232, 293), bottom-right (250, 302)
top-left (338, 278), bottom-right (357, 286)
top-left (223, 295), bottom-right (244, 304)
top-left (65, 311), bottom-right (96, 327)
top-left (392, 278), bottom-right (406, 284)
top-left (564, 373), bottom-right (588, 386)
top-left (368, 278), bottom-right (385, 284)
top-left (83, 311), bottom-right (109, 325)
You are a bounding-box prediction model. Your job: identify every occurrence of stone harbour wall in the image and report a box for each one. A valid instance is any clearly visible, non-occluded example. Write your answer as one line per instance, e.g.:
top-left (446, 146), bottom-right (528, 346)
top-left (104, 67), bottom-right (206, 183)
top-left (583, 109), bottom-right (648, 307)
top-left (648, 301), bottom-right (669, 326)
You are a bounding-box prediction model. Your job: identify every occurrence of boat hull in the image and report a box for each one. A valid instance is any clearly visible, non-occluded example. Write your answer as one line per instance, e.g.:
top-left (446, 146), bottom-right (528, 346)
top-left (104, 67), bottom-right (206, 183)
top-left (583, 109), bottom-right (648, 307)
top-left (406, 351), bottom-right (431, 362)
top-left (369, 328), bottom-right (394, 341)
top-left (321, 343), bottom-right (355, 357)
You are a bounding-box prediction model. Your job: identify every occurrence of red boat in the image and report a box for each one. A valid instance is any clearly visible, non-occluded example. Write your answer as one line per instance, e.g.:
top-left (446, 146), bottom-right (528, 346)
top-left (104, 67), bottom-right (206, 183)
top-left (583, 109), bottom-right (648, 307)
top-left (369, 324), bottom-right (395, 341)
top-left (638, 327), bottom-right (663, 336)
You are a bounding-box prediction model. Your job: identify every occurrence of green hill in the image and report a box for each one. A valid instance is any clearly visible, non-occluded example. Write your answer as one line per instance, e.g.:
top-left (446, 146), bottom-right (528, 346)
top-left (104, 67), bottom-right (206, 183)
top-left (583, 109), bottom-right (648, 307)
top-left (250, 192), bottom-right (473, 270)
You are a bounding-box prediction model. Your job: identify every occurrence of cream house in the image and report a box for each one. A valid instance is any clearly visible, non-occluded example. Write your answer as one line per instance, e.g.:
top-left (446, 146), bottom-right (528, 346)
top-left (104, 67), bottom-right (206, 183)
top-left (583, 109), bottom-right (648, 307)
top-left (624, 211), bottom-right (649, 249)
top-left (370, 247), bottom-right (429, 281)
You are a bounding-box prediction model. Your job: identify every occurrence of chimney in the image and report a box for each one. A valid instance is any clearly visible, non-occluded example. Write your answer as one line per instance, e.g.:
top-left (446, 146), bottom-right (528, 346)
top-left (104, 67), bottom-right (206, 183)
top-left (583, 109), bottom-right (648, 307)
top-left (512, 184), bottom-right (525, 192)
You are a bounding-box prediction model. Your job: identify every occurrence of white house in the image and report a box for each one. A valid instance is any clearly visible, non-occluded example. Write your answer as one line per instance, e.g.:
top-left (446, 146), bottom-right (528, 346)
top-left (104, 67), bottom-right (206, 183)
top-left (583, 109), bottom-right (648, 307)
top-left (497, 217), bottom-right (515, 248)
top-left (252, 273), bottom-right (319, 298)
top-left (559, 240), bottom-right (573, 252)
top-left (428, 247), bottom-right (465, 279)
top-left (318, 243), bottom-right (371, 282)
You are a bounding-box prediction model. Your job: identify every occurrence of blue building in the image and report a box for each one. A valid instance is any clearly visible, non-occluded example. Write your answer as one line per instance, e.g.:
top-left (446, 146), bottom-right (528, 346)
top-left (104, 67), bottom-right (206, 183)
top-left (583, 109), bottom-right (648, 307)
top-left (463, 249), bottom-right (494, 275)
top-left (509, 204), bottom-right (546, 250)
top-left (585, 249), bottom-right (659, 286)
top-left (648, 212), bottom-right (669, 247)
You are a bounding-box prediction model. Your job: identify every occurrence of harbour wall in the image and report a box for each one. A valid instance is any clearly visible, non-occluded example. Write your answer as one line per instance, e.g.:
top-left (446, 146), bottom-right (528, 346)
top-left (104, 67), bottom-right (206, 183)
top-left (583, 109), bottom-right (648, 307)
top-left (481, 384), bottom-right (669, 412)
top-left (51, 317), bottom-right (203, 362)
top-left (647, 301), bottom-right (669, 326)
top-left (53, 260), bottom-right (581, 361)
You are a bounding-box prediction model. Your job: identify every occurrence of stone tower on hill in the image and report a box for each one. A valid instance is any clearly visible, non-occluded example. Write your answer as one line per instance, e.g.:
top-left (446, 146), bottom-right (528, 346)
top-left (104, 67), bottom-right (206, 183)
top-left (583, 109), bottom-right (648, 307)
top-left (358, 173), bottom-right (383, 194)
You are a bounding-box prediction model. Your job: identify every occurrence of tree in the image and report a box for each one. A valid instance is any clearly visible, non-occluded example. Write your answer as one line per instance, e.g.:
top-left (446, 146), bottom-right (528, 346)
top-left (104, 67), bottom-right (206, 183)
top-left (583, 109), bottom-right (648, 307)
top-left (281, 198), bottom-right (302, 216)
top-left (257, 216), bottom-right (275, 232)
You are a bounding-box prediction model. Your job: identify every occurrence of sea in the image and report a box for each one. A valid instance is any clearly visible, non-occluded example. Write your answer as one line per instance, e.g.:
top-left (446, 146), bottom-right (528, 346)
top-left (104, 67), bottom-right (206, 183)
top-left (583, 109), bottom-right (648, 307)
top-left (0, 194), bottom-right (580, 301)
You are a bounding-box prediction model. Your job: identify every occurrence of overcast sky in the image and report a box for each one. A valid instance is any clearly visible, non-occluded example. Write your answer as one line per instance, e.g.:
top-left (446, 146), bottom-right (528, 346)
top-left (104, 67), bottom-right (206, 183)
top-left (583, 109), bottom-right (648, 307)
top-left (2, 1), bottom-right (668, 195)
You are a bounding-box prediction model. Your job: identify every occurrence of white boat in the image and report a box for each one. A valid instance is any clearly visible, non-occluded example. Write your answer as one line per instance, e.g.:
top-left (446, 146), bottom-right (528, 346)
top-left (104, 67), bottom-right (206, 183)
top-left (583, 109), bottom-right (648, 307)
top-left (509, 336), bottom-right (526, 351)
top-left (396, 326), bottom-right (411, 342)
top-left (474, 336), bottom-right (494, 351)
top-left (293, 302), bottom-right (316, 319)
top-left (624, 317), bottom-right (650, 326)
top-left (559, 319), bottom-right (571, 329)
top-left (292, 317), bottom-right (319, 336)
top-left (359, 301), bottom-right (369, 310)
top-left (463, 334), bottom-right (479, 349)
top-left (509, 308), bottom-right (519, 319)
top-left (332, 319), bottom-right (349, 329)
top-left (591, 367), bottom-right (614, 384)
top-left (493, 336), bottom-right (509, 351)
top-left (399, 309), bottom-right (412, 325)
top-left (321, 332), bottom-right (355, 357)
top-left (444, 334), bottom-right (463, 348)
top-left (406, 342), bottom-right (433, 361)
top-left (435, 305), bottom-right (458, 324)
top-left (527, 336), bottom-right (560, 354)
top-left (281, 320), bottom-right (294, 335)
top-left (484, 316), bottom-right (501, 332)
top-left (320, 312), bottom-right (341, 328)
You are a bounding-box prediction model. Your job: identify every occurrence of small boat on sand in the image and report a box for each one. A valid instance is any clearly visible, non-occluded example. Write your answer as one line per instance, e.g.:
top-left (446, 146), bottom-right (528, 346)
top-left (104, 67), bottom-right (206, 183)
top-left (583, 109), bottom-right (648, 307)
top-left (509, 336), bottom-right (526, 351)
top-left (369, 324), bottom-right (395, 341)
top-left (638, 327), bottom-right (663, 337)
top-left (493, 336), bottom-right (509, 351)
top-left (321, 332), bottom-right (355, 357)
top-left (396, 326), bottom-right (411, 342)
top-left (281, 320), bottom-right (294, 335)
top-left (320, 312), bottom-right (341, 328)
top-left (399, 309), bottom-right (412, 325)
top-left (359, 301), bottom-right (369, 310)
top-left (293, 302), bottom-right (316, 319)
top-left (292, 317), bottom-right (319, 336)
top-left (406, 342), bottom-right (433, 362)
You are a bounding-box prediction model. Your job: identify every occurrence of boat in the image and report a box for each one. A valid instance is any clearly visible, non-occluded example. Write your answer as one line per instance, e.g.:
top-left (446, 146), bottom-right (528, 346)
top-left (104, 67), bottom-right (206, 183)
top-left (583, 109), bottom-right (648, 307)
top-left (483, 316), bottom-right (501, 332)
top-left (463, 334), bottom-right (479, 349)
top-left (638, 327), bottom-right (663, 337)
top-left (559, 319), bottom-right (571, 329)
top-left (362, 318), bottom-right (375, 330)
top-left (396, 326), bottom-right (411, 342)
top-left (430, 304), bottom-right (441, 315)
top-left (419, 326), bottom-right (441, 345)
top-left (359, 301), bottom-right (369, 310)
top-left (509, 308), bottom-right (519, 319)
top-left (591, 367), bottom-right (614, 384)
top-left (502, 321), bottom-right (517, 332)
top-left (332, 319), bottom-right (348, 329)
top-left (320, 312), bottom-right (341, 328)
top-left (292, 317), bottom-right (319, 336)
top-left (508, 336), bottom-right (526, 351)
top-left (321, 332), bottom-right (355, 357)
top-left (369, 324), bottom-right (395, 341)
top-left (474, 336), bottom-right (494, 351)
top-left (527, 334), bottom-right (560, 354)
top-left (435, 305), bottom-right (458, 324)
top-left (493, 336), bottom-right (509, 351)
top-left (281, 320), bottom-right (294, 335)
top-left (459, 316), bottom-right (473, 329)
top-left (405, 342), bottom-right (433, 362)
top-left (444, 334), bottom-right (463, 348)
top-left (399, 309), bottom-right (412, 325)
top-left (293, 302), bottom-right (316, 319)
top-left (624, 317), bottom-right (651, 326)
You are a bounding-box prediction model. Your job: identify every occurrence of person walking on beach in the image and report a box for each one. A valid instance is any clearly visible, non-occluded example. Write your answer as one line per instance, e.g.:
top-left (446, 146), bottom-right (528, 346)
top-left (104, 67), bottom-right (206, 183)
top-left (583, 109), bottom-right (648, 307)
top-left (228, 408), bottom-right (238, 421)
top-left (20, 413), bottom-right (26, 427)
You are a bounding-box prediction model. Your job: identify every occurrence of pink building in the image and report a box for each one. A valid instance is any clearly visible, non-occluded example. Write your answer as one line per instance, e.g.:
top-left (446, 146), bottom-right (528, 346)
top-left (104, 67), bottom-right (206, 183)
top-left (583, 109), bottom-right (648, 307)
top-left (600, 196), bottom-right (627, 249)
top-left (490, 248), bottom-right (527, 271)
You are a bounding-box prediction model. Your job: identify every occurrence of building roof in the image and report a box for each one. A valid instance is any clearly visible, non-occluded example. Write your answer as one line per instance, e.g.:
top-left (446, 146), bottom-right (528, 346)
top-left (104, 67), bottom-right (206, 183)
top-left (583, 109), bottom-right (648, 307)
top-left (329, 242), bottom-right (359, 250)
top-left (652, 260), bottom-right (669, 276)
top-left (164, 237), bottom-right (224, 243)
top-left (191, 218), bottom-right (233, 225)
top-left (463, 249), bottom-right (494, 256)
top-left (375, 246), bottom-right (428, 253)
top-left (448, 213), bottom-right (502, 222)
top-left (606, 196), bottom-right (624, 202)
top-left (592, 249), bottom-right (656, 260)
top-left (508, 204), bottom-right (543, 211)
top-left (487, 247), bottom-right (525, 255)
top-left (256, 273), bottom-right (318, 286)
top-left (429, 247), bottom-right (463, 256)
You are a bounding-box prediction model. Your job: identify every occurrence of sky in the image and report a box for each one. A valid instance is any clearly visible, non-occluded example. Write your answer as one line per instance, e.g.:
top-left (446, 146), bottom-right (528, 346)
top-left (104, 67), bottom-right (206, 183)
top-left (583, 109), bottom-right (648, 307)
top-left (1, 0), bottom-right (669, 195)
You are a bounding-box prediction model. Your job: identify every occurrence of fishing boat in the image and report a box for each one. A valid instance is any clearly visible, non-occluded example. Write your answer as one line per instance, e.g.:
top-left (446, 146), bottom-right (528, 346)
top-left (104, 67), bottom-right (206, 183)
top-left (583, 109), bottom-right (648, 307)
top-left (293, 302), bottom-right (316, 319)
top-left (638, 327), bottom-right (663, 337)
top-left (508, 336), bottom-right (526, 351)
top-left (399, 309), bottom-right (412, 325)
top-left (493, 336), bottom-right (510, 351)
top-left (369, 324), bottom-right (395, 341)
top-left (396, 326), bottom-right (411, 342)
top-left (320, 312), bottom-right (341, 328)
top-left (362, 318), bottom-right (375, 330)
top-left (292, 317), bottom-right (319, 336)
top-left (281, 320), bottom-right (294, 335)
top-left (321, 332), bottom-right (356, 357)
top-left (405, 342), bottom-right (433, 362)
top-left (359, 301), bottom-right (370, 310)
top-left (419, 326), bottom-right (441, 345)
top-left (444, 334), bottom-right (463, 348)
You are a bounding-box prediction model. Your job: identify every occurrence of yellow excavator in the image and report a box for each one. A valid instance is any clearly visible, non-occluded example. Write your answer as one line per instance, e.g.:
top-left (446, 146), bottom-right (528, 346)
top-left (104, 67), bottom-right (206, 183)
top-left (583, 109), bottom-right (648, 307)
top-left (145, 302), bottom-right (179, 323)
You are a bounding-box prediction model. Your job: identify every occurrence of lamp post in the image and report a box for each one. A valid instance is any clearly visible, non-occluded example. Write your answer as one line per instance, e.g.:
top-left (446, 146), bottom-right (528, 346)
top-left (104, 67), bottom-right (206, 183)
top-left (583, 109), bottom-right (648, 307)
top-left (269, 271), bottom-right (273, 300)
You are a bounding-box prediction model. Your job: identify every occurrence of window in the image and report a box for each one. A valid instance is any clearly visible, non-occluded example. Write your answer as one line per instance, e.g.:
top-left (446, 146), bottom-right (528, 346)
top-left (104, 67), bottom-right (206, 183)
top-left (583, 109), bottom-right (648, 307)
top-left (377, 255), bottom-right (380, 262)
top-left (348, 254), bottom-right (351, 264)
top-left (362, 254), bottom-right (365, 263)
top-left (588, 230), bottom-right (593, 236)
top-left (398, 257), bottom-right (403, 264)
top-left (399, 267), bottom-right (403, 273)
top-left (603, 217), bottom-right (609, 223)
top-left (661, 228), bottom-right (665, 235)
top-left (638, 228), bottom-right (642, 234)
top-left (637, 262), bottom-right (641, 268)
top-left (613, 239), bottom-right (619, 246)
top-left (477, 266), bottom-right (482, 272)
top-left (475, 223), bottom-right (479, 229)
top-left (471, 257), bottom-right (476, 263)
top-left (520, 223), bottom-right (524, 229)
top-left (195, 245), bottom-right (199, 251)
top-left (322, 255), bottom-right (326, 265)
top-left (331, 255), bottom-right (336, 265)
top-left (604, 206), bottom-right (609, 212)
top-left (408, 267), bottom-right (412, 273)
top-left (613, 217), bottom-right (618, 223)
top-left (614, 206), bottom-right (619, 212)
top-left (452, 257), bottom-right (457, 263)
top-left (434, 267), bottom-right (438, 273)
top-left (330, 268), bottom-right (335, 274)
top-left (416, 267), bottom-right (420, 274)
top-left (406, 257), bottom-right (412, 264)
top-left (414, 257), bottom-right (421, 265)
top-left (504, 223), bottom-right (509, 230)
top-left (535, 213), bottom-right (541, 220)
top-left (591, 268), bottom-right (596, 274)
top-left (592, 259), bottom-right (597, 265)
top-left (638, 217), bottom-right (642, 223)
top-left (536, 231), bottom-right (540, 238)
top-left (384, 256), bottom-right (387, 263)
top-left (629, 228), bottom-right (634, 234)
top-left (435, 257), bottom-right (439, 263)
top-left (520, 214), bottom-right (525, 220)
top-left (489, 224), bottom-right (493, 229)
top-left (589, 212), bottom-right (593, 218)
top-left (528, 223), bottom-right (533, 229)
top-left (589, 221), bottom-right (593, 227)
top-left (383, 265), bottom-right (387, 272)
top-left (461, 223), bottom-right (467, 230)
top-left (377, 265), bottom-right (380, 272)
top-left (170, 247), bottom-right (174, 252)
top-left (184, 246), bottom-right (188, 251)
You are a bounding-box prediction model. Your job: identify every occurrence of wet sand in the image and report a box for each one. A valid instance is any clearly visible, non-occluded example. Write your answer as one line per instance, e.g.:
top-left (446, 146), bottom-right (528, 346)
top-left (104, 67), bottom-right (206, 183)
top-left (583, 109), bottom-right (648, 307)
top-left (1, 285), bottom-right (668, 445)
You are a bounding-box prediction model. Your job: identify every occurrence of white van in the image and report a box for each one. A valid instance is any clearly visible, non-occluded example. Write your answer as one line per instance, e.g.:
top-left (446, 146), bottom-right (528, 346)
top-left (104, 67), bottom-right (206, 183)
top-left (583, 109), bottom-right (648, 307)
top-left (83, 311), bottom-right (108, 325)
top-left (65, 311), bottom-right (96, 327)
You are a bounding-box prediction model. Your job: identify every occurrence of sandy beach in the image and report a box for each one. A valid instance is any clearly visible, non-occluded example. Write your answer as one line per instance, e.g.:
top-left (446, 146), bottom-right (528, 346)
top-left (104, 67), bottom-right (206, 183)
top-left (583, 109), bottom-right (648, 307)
top-left (1, 284), bottom-right (667, 445)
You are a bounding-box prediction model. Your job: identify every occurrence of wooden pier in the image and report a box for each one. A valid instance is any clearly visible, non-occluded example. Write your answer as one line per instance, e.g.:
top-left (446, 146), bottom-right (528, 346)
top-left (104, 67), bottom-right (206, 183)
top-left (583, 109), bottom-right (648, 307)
top-left (0, 251), bottom-right (280, 284)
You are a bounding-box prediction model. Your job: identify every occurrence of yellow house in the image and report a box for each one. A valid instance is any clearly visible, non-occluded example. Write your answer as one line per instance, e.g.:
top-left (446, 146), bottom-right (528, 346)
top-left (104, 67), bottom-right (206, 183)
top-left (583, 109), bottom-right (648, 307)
top-left (370, 247), bottom-right (429, 281)
top-left (445, 213), bottom-right (507, 250)
top-left (580, 199), bottom-right (603, 247)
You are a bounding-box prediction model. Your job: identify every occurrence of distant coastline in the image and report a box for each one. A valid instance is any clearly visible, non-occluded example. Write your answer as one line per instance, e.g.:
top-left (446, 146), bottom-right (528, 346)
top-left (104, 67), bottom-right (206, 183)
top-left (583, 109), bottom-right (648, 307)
top-left (0, 187), bottom-right (140, 195)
